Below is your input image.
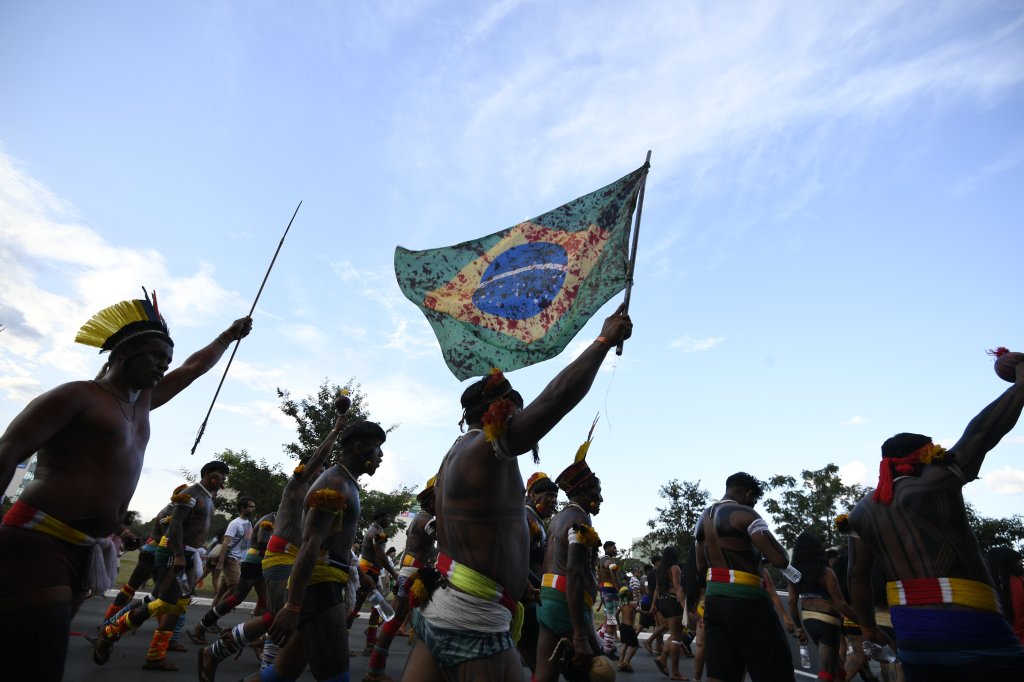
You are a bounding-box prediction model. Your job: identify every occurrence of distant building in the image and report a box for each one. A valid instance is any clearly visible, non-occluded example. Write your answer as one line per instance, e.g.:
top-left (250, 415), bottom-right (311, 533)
top-left (3, 454), bottom-right (36, 502)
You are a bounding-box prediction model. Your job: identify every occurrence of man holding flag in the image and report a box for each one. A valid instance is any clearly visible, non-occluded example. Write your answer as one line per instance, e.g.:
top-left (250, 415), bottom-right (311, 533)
top-left (394, 162), bottom-right (646, 679)
top-left (400, 305), bottom-right (633, 681)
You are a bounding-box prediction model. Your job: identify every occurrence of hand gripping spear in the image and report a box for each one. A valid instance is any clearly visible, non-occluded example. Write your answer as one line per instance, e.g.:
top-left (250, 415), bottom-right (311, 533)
top-left (190, 201), bottom-right (302, 455)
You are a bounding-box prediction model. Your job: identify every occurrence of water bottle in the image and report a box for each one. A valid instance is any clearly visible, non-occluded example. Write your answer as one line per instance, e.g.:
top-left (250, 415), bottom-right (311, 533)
top-left (861, 640), bottom-right (898, 663)
top-left (367, 589), bottom-right (395, 622)
top-left (799, 643), bottom-right (811, 669)
top-left (175, 571), bottom-right (191, 598)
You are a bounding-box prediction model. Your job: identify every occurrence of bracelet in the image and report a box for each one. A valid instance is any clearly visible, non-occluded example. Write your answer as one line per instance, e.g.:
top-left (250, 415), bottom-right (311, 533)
top-left (216, 333), bottom-right (231, 349)
top-left (595, 336), bottom-right (611, 347)
top-left (282, 603), bottom-right (301, 613)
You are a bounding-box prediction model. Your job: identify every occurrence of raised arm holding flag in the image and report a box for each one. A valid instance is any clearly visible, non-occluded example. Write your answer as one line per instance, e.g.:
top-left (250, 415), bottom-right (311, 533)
top-left (395, 156), bottom-right (651, 379)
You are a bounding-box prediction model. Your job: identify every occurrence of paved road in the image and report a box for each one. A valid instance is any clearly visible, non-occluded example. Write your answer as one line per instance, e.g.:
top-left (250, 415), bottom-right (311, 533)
top-left (64, 594), bottom-right (819, 680)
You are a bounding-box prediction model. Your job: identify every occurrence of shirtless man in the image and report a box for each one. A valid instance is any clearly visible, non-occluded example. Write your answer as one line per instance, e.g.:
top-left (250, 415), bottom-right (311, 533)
top-left (95, 460), bottom-right (229, 670)
top-left (352, 510), bottom-right (401, 655)
top-left (848, 362), bottom-right (1024, 681)
top-left (0, 294), bottom-right (250, 681)
top-left (518, 471), bottom-right (559, 672)
top-left (598, 540), bottom-right (623, 655)
top-left (534, 454), bottom-right (606, 682)
top-left (366, 478), bottom-right (439, 682)
top-left (401, 304), bottom-right (631, 681)
top-left (198, 409), bottom-right (351, 679)
top-left (695, 472), bottom-right (800, 682)
top-left (259, 420), bottom-right (388, 682)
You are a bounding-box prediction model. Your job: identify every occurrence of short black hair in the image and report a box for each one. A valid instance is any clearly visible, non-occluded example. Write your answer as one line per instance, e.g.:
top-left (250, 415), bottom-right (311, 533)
top-left (881, 433), bottom-right (932, 459)
top-left (201, 461), bottom-right (230, 478)
top-left (603, 540), bottom-right (616, 551)
top-left (726, 471), bottom-right (763, 497)
top-left (372, 508), bottom-right (390, 521)
top-left (238, 496), bottom-right (255, 512)
top-left (339, 421), bottom-right (387, 449)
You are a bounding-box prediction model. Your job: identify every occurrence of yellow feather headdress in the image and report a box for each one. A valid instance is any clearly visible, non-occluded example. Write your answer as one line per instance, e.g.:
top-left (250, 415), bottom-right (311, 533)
top-left (555, 415), bottom-right (599, 495)
top-left (75, 288), bottom-right (172, 353)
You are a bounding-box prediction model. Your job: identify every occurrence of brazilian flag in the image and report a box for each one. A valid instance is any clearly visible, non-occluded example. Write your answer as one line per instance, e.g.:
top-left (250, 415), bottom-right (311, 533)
top-left (394, 163), bottom-right (648, 380)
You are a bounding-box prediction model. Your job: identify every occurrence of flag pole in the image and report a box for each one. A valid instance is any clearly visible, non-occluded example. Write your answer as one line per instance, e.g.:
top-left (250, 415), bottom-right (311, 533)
top-left (616, 150), bottom-right (651, 356)
top-left (190, 201), bottom-right (303, 455)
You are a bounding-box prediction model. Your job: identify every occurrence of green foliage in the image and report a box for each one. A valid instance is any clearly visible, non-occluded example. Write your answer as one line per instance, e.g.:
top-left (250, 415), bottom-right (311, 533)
top-left (207, 448), bottom-right (288, 519)
top-left (278, 378), bottom-right (392, 463)
top-left (966, 503), bottom-right (1024, 553)
top-left (635, 479), bottom-right (711, 559)
top-left (278, 378), bottom-right (412, 540)
top-left (762, 463), bottom-right (871, 548)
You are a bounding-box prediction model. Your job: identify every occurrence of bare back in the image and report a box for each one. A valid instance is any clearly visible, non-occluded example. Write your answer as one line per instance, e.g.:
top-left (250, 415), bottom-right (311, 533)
top-left (698, 501), bottom-right (763, 576)
top-left (849, 471), bottom-right (987, 583)
top-left (434, 431), bottom-right (529, 599)
top-left (275, 479), bottom-right (309, 545)
top-left (404, 511), bottom-right (437, 565)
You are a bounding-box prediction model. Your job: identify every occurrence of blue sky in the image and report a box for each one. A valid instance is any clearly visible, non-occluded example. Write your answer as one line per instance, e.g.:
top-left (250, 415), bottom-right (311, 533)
top-left (2, 1), bottom-right (1022, 550)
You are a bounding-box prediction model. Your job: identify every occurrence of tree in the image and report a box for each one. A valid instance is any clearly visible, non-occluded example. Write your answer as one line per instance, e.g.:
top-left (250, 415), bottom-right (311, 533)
top-left (763, 463), bottom-right (870, 548)
top-left (635, 479), bottom-right (711, 559)
top-left (278, 378), bottom-right (414, 539)
top-left (207, 448), bottom-right (289, 520)
top-left (966, 503), bottom-right (1024, 554)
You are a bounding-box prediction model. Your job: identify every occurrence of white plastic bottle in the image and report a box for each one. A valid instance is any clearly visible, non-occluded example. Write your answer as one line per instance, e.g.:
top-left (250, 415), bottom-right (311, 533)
top-left (367, 589), bottom-right (396, 622)
top-left (799, 642), bottom-right (811, 668)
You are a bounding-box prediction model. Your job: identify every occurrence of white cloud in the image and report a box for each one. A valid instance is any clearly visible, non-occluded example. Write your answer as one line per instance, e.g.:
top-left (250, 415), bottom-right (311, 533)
top-left (671, 336), bottom-right (724, 353)
top-left (227, 360), bottom-right (288, 393)
top-left (0, 149), bottom-right (245, 378)
top-left (982, 467), bottom-right (1024, 495)
top-left (389, 1), bottom-right (1024, 218)
top-left (842, 415), bottom-right (867, 426)
top-left (213, 400), bottom-right (294, 429)
top-left (839, 460), bottom-right (873, 488)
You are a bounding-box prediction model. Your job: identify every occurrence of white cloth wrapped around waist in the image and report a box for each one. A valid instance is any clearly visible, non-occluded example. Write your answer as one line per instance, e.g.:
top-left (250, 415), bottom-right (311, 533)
top-left (419, 583), bottom-right (512, 633)
top-left (399, 565), bottom-right (420, 579)
top-left (86, 538), bottom-right (119, 595)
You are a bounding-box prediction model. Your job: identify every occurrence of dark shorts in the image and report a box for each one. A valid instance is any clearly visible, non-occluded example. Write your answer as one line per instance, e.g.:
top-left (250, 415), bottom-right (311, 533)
top-left (137, 548), bottom-right (156, 568)
top-left (891, 605), bottom-right (1024, 682)
top-left (656, 595), bottom-right (683, 618)
top-left (0, 524), bottom-right (92, 597)
top-left (803, 615), bottom-right (840, 648)
top-left (704, 595), bottom-right (795, 682)
top-left (639, 610), bottom-right (655, 628)
top-left (620, 623), bottom-right (639, 647)
top-left (152, 547), bottom-right (195, 602)
top-left (301, 581), bottom-right (347, 624)
top-left (240, 560), bottom-right (262, 580)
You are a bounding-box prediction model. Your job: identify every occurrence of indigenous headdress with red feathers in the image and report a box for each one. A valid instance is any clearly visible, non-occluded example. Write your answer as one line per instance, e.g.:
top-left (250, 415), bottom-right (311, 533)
top-left (872, 440), bottom-right (948, 505)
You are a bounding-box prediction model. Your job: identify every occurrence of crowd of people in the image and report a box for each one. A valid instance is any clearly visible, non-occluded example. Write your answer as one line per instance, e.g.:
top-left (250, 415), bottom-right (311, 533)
top-left (1, 295), bottom-right (1024, 682)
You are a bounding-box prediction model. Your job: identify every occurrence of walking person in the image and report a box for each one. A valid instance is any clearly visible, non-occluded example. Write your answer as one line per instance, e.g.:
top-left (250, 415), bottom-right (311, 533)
top-left (653, 545), bottom-right (689, 681)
